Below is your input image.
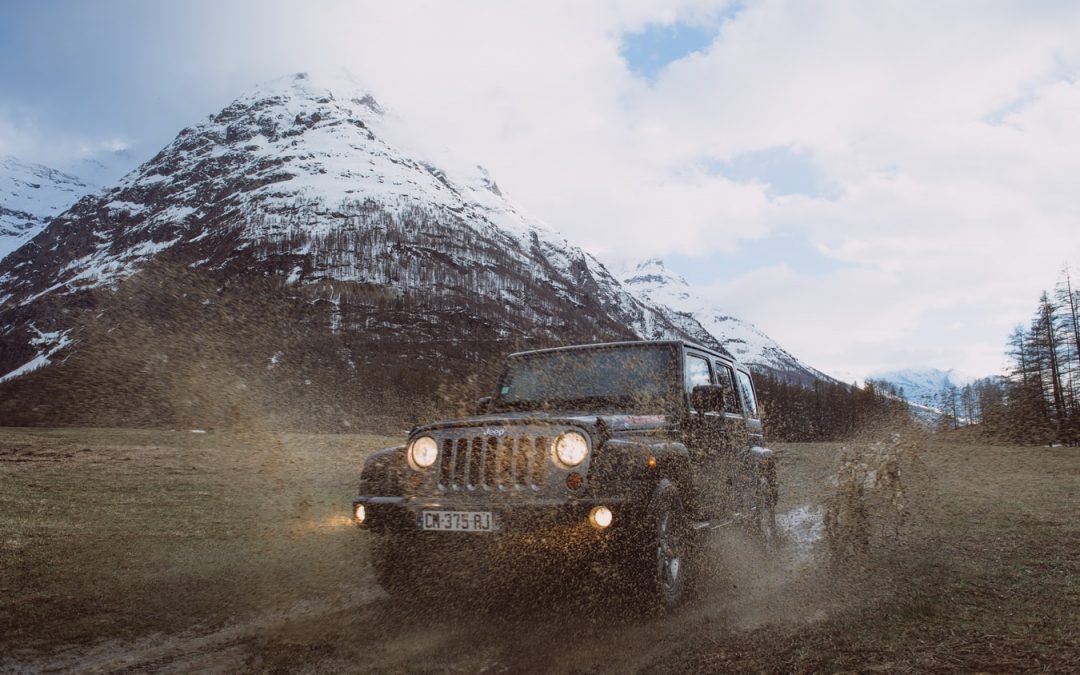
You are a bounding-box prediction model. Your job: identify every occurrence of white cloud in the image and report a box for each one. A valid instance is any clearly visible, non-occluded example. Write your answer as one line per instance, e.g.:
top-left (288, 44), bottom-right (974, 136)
top-left (0, 106), bottom-right (133, 173)
top-left (3, 0), bottom-right (1079, 378)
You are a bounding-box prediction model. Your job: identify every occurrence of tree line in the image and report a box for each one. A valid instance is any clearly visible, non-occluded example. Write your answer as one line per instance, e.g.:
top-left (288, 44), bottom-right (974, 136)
top-left (754, 374), bottom-right (910, 442)
top-left (935, 266), bottom-right (1080, 445)
top-left (756, 265), bottom-right (1080, 445)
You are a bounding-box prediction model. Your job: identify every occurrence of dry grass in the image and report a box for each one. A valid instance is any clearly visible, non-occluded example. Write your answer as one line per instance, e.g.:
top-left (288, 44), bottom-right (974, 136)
top-left (0, 426), bottom-right (398, 658)
top-left (1, 426), bottom-right (1078, 672)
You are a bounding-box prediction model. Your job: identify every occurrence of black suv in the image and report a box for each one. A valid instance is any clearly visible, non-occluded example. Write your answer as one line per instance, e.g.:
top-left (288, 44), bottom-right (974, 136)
top-left (352, 340), bottom-right (777, 609)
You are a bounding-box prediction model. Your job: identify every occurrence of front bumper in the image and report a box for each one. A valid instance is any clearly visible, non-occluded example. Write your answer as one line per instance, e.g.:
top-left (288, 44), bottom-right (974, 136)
top-left (352, 491), bottom-right (644, 540)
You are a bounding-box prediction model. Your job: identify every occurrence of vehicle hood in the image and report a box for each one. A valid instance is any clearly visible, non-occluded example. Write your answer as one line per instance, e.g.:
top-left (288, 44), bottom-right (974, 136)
top-left (413, 411), bottom-right (670, 437)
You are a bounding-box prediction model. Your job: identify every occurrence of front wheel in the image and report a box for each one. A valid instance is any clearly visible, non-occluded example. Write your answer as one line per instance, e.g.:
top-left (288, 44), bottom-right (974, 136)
top-left (631, 482), bottom-right (692, 611)
top-left (369, 534), bottom-right (428, 601)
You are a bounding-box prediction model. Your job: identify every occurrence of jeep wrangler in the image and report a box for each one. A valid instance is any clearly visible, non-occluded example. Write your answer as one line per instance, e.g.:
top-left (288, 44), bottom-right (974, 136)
top-left (351, 340), bottom-right (777, 609)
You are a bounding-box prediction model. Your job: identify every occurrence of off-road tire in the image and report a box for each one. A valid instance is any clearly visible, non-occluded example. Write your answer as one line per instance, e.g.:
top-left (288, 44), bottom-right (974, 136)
top-left (632, 481), bottom-right (692, 611)
top-left (370, 534), bottom-right (428, 601)
top-left (752, 463), bottom-right (780, 549)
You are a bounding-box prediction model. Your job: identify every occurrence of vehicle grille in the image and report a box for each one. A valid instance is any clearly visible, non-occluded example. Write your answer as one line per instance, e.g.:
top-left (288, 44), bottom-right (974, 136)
top-left (437, 433), bottom-right (550, 491)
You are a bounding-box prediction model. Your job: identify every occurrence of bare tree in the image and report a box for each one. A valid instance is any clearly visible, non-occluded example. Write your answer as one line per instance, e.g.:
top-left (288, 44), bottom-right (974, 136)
top-left (1054, 266), bottom-right (1080, 439)
top-left (1020, 291), bottom-right (1070, 443)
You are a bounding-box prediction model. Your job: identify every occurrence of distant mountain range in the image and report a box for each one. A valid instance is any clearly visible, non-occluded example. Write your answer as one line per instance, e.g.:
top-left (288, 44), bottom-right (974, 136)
top-left (868, 367), bottom-right (978, 409)
top-left (0, 73), bottom-right (834, 425)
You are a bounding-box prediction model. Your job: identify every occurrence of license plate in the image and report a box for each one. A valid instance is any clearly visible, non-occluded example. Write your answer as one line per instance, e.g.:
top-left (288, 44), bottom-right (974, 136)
top-left (420, 510), bottom-right (494, 532)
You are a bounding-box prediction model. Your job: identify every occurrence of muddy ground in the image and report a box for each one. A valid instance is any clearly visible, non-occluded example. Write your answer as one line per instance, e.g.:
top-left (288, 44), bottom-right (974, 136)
top-left (1, 427), bottom-right (1078, 673)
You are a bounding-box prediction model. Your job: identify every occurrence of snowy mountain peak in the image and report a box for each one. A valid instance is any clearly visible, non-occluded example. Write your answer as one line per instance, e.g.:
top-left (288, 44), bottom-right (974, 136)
top-left (1, 156), bottom-right (92, 261)
top-left (620, 258), bottom-right (834, 384)
top-left (257, 70), bottom-right (379, 99)
top-left (475, 165), bottom-right (502, 196)
top-left (623, 258), bottom-right (688, 287)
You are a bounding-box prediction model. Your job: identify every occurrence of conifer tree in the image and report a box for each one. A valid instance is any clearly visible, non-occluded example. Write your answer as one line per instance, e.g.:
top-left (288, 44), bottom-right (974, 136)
top-left (1054, 267), bottom-right (1080, 430)
top-left (1033, 292), bottom-right (1068, 436)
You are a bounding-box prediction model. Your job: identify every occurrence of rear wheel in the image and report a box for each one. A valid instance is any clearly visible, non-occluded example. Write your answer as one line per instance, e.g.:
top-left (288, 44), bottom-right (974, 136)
top-left (756, 460), bottom-right (781, 550)
top-left (754, 485), bottom-right (779, 548)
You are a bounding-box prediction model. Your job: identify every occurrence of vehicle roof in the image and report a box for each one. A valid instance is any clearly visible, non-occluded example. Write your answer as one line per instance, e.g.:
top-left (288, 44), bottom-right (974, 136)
top-left (508, 340), bottom-right (747, 370)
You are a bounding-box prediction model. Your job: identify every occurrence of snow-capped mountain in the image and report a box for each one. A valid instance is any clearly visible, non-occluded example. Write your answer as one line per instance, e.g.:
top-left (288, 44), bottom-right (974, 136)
top-left (0, 156), bottom-right (93, 261)
top-left (868, 367), bottom-right (977, 409)
top-left (0, 73), bottom-right (836, 427)
top-left (621, 258), bottom-right (835, 384)
top-left (0, 73), bottom-right (701, 386)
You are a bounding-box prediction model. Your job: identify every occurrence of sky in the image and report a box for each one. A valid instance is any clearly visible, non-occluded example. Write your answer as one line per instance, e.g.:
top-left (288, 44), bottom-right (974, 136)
top-left (2, 0), bottom-right (1080, 382)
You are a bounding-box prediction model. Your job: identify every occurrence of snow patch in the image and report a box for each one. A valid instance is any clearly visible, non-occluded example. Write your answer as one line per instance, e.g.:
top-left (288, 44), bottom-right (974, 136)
top-left (0, 328), bottom-right (71, 383)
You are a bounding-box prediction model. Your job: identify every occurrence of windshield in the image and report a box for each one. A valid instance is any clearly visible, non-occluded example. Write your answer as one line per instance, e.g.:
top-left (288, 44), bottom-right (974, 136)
top-left (495, 344), bottom-right (680, 412)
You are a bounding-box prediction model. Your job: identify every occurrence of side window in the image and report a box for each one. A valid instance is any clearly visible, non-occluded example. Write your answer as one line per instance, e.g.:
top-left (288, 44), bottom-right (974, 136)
top-left (715, 362), bottom-right (742, 414)
top-left (735, 371), bottom-right (759, 419)
top-left (684, 354), bottom-right (712, 396)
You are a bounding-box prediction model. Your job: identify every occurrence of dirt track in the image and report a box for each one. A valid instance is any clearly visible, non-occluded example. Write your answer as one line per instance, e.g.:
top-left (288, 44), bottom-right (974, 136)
top-left (2, 427), bottom-right (1078, 673)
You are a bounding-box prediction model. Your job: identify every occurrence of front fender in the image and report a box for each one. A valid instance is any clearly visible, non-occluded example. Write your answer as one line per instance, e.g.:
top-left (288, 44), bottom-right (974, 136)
top-left (744, 446), bottom-right (776, 474)
top-left (741, 446), bottom-right (778, 507)
top-left (358, 445), bottom-right (407, 496)
top-left (589, 438), bottom-right (692, 496)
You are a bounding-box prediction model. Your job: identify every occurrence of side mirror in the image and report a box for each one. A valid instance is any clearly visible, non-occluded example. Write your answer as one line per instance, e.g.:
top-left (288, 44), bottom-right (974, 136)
top-left (476, 396), bottom-right (493, 414)
top-left (691, 384), bottom-right (725, 413)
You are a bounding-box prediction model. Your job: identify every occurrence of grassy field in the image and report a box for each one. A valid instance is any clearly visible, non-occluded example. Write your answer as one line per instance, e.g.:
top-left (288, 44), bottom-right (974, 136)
top-left (666, 437), bottom-right (1080, 673)
top-left (1, 426), bottom-right (1078, 672)
top-left (0, 427), bottom-right (398, 656)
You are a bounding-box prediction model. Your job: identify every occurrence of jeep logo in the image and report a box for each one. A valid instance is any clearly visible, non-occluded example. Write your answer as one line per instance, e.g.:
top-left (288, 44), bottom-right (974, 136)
top-left (481, 427), bottom-right (506, 437)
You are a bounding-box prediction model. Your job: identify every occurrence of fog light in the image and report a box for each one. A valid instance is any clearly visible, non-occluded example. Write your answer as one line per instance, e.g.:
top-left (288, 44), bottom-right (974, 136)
top-left (354, 504), bottom-right (366, 524)
top-left (589, 505), bottom-right (613, 529)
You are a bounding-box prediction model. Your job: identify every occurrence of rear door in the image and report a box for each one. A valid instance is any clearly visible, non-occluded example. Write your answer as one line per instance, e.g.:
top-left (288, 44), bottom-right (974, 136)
top-left (711, 359), bottom-right (750, 516)
top-left (714, 360), bottom-right (747, 437)
top-left (682, 350), bottom-right (725, 518)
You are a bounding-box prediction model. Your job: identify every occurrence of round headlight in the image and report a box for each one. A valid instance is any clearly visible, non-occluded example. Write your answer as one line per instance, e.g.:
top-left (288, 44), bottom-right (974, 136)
top-left (589, 505), bottom-right (613, 529)
top-left (408, 436), bottom-right (439, 469)
top-left (552, 431), bottom-right (589, 468)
